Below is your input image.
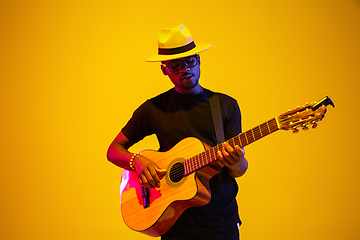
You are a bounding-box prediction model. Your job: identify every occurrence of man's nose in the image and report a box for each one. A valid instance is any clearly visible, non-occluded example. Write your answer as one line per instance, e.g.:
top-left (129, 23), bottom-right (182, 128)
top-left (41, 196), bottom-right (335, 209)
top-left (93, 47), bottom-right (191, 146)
top-left (179, 62), bottom-right (190, 72)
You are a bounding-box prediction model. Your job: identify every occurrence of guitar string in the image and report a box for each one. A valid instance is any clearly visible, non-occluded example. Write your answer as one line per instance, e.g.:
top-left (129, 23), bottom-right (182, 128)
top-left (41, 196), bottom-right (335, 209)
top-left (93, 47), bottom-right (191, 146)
top-left (171, 122), bottom-right (278, 179)
top-left (167, 120), bottom-right (278, 179)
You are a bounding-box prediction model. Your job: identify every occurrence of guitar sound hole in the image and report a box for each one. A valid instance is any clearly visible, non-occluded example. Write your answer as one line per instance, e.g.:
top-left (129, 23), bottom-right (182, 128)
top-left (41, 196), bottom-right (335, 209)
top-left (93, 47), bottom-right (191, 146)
top-left (169, 162), bottom-right (185, 183)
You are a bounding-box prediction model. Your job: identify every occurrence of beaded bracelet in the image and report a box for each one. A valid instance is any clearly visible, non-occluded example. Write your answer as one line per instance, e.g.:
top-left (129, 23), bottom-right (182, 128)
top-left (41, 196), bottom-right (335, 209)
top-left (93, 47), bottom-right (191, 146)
top-left (129, 152), bottom-right (141, 170)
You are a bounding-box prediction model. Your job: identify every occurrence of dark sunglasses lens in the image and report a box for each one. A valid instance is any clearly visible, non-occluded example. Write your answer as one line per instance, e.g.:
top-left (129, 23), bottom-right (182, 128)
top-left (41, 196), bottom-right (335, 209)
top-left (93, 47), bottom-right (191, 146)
top-left (168, 62), bottom-right (181, 71)
top-left (167, 56), bottom-right (198, 72)
top-left (185, 57), bottom-right (197, 67)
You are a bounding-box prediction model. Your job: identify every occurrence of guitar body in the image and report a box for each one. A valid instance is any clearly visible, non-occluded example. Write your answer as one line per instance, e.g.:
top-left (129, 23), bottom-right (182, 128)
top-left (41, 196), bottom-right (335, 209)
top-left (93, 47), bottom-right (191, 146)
top-left (120, 137), bottom-right (221, 237)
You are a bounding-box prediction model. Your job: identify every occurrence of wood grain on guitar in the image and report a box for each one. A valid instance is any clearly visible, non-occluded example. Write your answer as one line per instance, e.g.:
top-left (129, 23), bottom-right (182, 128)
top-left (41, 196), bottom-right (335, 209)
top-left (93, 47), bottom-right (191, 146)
top-left (120, 96), bottom-right (334, 237)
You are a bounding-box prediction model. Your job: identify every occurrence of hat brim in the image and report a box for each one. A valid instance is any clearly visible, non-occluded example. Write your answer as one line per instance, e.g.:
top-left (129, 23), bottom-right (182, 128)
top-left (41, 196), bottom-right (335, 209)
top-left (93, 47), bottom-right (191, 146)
top-left (145, 43), bottom-right (212, 62)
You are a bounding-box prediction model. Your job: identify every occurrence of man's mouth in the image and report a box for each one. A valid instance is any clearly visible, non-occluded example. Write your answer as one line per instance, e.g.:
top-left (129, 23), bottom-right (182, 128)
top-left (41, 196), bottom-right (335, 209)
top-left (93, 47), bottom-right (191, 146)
top-left (180, 74), bottom-right (194, 80)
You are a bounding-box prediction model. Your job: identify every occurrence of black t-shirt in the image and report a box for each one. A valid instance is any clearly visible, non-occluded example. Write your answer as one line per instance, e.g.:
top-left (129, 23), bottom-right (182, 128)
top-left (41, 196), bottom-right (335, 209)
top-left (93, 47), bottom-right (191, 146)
top-left (122, 88), bottom-right (242, 236)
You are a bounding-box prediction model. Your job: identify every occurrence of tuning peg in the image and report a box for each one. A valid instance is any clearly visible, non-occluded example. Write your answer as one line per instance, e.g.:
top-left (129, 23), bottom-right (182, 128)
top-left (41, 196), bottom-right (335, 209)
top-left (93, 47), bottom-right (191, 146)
top-left (311, 121), bottom-right (318, 129)
top-left (301, 123), bottom-right (309, 131)
top-left (292, 127), bottom-right (299, 134)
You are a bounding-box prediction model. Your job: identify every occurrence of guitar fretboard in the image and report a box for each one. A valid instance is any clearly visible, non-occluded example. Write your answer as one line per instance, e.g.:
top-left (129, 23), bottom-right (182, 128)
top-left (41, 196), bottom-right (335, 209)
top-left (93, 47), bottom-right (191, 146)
top-left (183, 118), bottom-right (279, 176)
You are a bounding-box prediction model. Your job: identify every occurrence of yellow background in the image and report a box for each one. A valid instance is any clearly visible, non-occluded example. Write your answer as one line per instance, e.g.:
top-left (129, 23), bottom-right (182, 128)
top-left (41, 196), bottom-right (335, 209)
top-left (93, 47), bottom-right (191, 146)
top-left (1, 0), bottom-right (359, 239)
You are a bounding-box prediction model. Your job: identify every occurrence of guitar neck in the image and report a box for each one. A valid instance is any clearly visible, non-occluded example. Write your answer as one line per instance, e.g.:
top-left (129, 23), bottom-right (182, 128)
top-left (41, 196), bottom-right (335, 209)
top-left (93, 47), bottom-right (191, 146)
top-left (183, 117), bottom-right (279, 175)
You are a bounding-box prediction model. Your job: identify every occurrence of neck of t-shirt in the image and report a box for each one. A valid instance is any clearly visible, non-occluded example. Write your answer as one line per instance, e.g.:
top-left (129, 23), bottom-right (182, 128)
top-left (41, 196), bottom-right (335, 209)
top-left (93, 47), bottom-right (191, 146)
top-left (174, 84), bottom-right (204, 95)
top-left (171, 87), bottom-right (209, 102)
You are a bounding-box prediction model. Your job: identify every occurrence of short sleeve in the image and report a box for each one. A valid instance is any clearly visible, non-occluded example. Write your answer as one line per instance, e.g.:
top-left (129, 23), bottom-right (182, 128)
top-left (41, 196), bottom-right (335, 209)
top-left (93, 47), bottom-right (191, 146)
top-left (220, 95), bottom-right (242, 140)
top-left (121, 101), bottom-right (154, 143)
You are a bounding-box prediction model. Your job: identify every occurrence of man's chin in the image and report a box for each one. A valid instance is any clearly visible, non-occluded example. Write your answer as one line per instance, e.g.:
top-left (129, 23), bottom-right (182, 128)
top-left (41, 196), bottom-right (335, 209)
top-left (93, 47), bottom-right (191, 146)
top-left (180, 82), bottom-right (198, 90)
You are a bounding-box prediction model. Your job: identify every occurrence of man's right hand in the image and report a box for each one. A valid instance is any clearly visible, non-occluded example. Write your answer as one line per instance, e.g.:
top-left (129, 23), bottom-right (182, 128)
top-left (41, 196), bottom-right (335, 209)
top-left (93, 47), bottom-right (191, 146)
top-left (133, 154), bottom-right (166, 188)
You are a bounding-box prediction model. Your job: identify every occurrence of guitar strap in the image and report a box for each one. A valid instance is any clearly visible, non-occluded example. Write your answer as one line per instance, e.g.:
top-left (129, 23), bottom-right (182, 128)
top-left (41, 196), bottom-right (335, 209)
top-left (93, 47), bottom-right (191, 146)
top-left (208, 92), bottom-right (225, 144)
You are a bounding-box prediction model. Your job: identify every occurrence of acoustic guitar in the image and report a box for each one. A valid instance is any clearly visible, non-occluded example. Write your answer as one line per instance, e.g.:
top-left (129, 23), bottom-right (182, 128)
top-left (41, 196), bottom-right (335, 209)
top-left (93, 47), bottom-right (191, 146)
top-left (120, 96), bottom-right (334, 237)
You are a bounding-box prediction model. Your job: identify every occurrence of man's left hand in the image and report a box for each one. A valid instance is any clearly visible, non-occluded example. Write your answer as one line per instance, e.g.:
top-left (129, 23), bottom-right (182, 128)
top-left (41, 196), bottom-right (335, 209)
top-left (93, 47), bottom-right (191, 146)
top-left (217, 142), bottom-right (248, 178)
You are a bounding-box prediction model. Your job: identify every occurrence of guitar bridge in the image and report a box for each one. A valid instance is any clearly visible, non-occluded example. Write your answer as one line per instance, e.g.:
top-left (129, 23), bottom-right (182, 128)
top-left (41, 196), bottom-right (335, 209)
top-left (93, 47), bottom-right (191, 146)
top-left (141, 186), bottom-right (150, 208)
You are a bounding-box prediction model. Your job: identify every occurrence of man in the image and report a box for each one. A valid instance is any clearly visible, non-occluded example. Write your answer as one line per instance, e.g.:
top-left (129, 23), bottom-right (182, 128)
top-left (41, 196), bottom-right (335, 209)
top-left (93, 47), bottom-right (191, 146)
top-left (107, 24), bottom-right (248, 240)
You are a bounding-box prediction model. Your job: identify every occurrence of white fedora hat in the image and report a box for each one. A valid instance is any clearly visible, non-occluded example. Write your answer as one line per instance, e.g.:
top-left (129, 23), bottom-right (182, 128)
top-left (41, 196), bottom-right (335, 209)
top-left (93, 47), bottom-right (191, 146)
top-left (145, 24), bottom-right (212, 62)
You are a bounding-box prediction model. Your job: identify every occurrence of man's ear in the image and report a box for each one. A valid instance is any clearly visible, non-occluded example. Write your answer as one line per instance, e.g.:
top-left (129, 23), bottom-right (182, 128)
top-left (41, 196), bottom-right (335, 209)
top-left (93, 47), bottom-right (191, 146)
top-left (161, 65), bottom-right (168, 75)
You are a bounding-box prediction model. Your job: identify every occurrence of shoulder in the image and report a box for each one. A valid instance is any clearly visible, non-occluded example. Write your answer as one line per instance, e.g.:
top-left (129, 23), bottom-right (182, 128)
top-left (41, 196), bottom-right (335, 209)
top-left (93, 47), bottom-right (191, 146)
top-left (147, 88), bottom-right (173, 104)
top-left (133, 89), bottom-right (173, 111)
top-left (205, 89), bottom-right (239, 105)
top-left (205, 89), bottom-right (241, 122)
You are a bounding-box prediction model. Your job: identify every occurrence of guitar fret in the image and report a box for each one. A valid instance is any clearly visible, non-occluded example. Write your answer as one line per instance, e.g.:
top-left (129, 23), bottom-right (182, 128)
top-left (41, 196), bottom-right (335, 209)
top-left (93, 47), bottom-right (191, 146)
top-left (201, 153), bottom-right (207, 165)
top-left (240, 133), bottom-right (246, 147)
top-left (233, 136), bottom-right (239, 147)
top-left (212, 148), bottom-right (216, 162)
top-left (259, 125), bottom-right (263, 137)
top-left (236, 136), bottom-right (241, 147)
top-left (187, 159), bottom-right (191, 173)
top-left (251, 129), bottom-right (256, 141)
top-left (187, 159), bottom-right (190, 174)
top-left (184, 160), bottom-right (189, 175)
top-left (246, 130), bottom-right (254, 143)
top-left (204, 152), bottom-right (207, 165)
top-left (188, 159), bottom-right (191, 174)
top-left (189, 158), bottom-right (193, 172)
top-left (197, 154), bottom-right (204, 166)
top-left (207, 149), bottom-right (211, 164)
top-left (260, 123), bottom-right (269, 135)
top-left (253, 126), bottom-right (261, 140)
top-left (183, 118), bottom-right (280, 176)
top-left (230, 138), bottom-right (235, 147)
top-left (270, 119), bottom-right (278, 132)
top-left (183, 161), bottom-right (187, 175)
top-left (253, 127), bottom-right (258, 140)
top-left (266, 121), bottom-right (271, 133)
top-left (188, 160), bottom-right (191, 175)
top-left (209, 148), bottom-right (214, 162)
top-left (215, 144), bottom-right (223, 158)
top-left (208, 150), bottom-right (213, 163)
top-left (237, 136), bottom-right (241, 147)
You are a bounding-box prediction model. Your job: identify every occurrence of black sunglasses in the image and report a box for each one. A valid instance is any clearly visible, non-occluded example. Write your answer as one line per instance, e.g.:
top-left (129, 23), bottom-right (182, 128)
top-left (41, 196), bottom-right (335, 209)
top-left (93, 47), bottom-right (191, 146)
top-left (162, 55), bottom-right (199, 72)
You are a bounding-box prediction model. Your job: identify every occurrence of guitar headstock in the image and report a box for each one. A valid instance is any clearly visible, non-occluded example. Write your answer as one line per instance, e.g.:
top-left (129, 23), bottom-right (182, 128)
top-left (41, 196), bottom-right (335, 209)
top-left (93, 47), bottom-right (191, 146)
top-left (277, 96), bottom-right (335, 133)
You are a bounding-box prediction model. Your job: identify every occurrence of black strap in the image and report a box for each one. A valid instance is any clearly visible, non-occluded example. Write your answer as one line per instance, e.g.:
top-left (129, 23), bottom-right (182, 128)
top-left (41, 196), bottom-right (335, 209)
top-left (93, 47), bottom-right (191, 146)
top-left (208, 93), bottom-right (225, 144)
